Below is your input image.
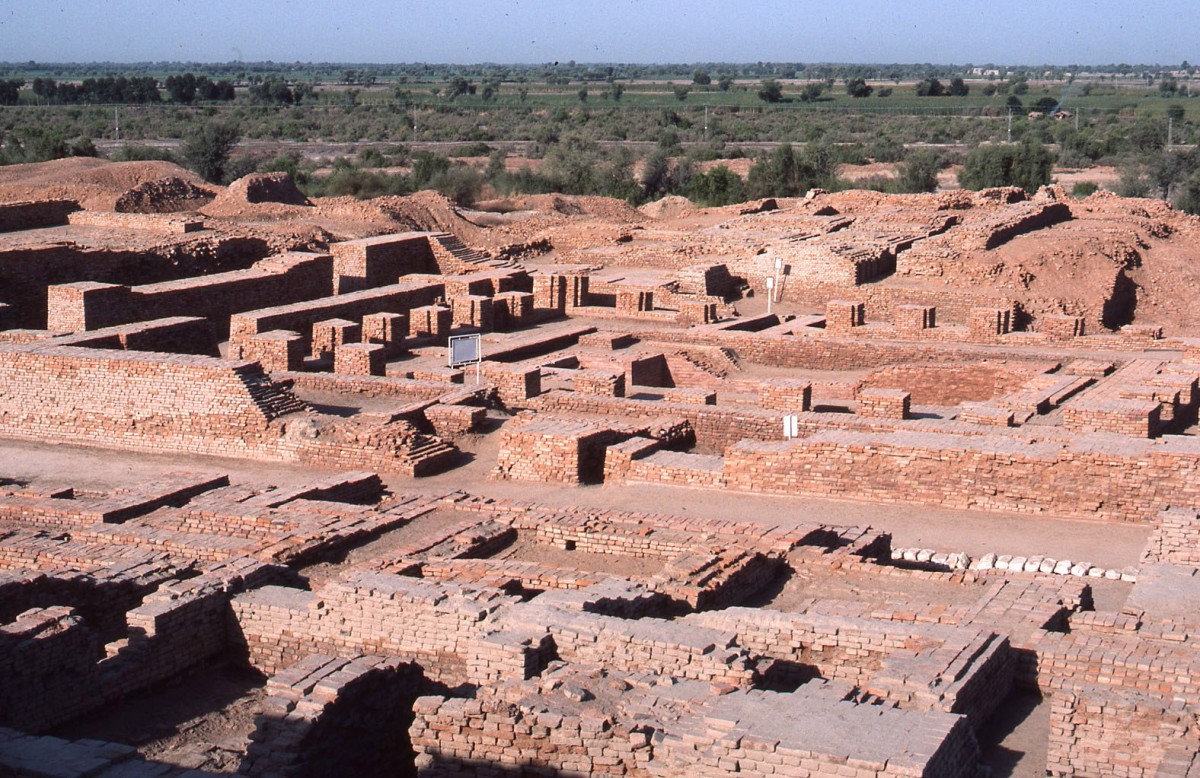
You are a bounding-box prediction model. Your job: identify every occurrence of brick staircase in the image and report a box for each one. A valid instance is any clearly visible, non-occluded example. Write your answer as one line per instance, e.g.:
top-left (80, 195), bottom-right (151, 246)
top-left (237, 370), bottom-right (307, 420)
top-left (428, 232), bottom-right (515, 273)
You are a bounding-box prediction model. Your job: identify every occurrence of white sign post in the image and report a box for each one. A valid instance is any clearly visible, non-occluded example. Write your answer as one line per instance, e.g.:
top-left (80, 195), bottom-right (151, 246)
top-left (782, 414), bottom-right (799, 440)
top-left (765, 277), bottom-right (775, 315)
top-left (448, 333), bottom-right (483, 384)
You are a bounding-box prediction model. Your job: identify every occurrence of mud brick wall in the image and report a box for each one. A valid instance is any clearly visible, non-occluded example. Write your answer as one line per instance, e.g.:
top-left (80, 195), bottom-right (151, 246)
top-left (334, 342), bottom-right (385, 376)
top-left (894, 304), bottom-right (936, 334)
top-left (621, 449), bottom-right (725, 489)
top-left (532, 273), bottom-right (588, 311)
top-left (648, 686), bottom-right (981, 778)
top-left (0, 199), bottom-right (77, 232)
top-left (759, 379), bottom-right (813, 411)
top-left (677, 262), bottom-right (734, 297)
top-left (331, 233), bottom-right (436, 293)
top-left (779, 282), bottom-right (1015, 326)
top-left (1063, 399), bottom-right (1161, 438)
top-left (505, 605), bottom-right (755, 685)
top-left (278, 370), bottom-right (484, 404)
top-left (449, 295), bottom-right (494, 331)
top-left (638, 324), bottom-right (1058, 373)
top-left (492, 417), bottom-right (631, 483)
top-left (45, 281), bottom-right (126, 332)
top-left (532, 391), bottom-right (778, 453)
top-left (968, 307), bottom-right (1012, 341)
top-left (424, 403), bottom-right (485, 440)
top-left (0, 344), bottom-right (300, 454)
top-left (1140, 508), bottom-right (1200, 565)
top-left (491, 290), bottom-right (534, 328)
top-left (311, 318), bottom-right (360, 359)
top-left (0, 606), bottom-right (101, 733)
top-left (68, 210), bottom-right (204, 233)
top-left (573, 368), bottom-right (625, 397)
top-left (660, 387), bottom-right (716, 405)
top-left (1046, 686), bottom-right (1197, 778)
top-left (362, 312), bottom-right (406, 351)
top-left (857, 388), bottom-right (911, 419)
top-left (126, 252), bottom-right (331, 334)
top-left (410, 690), bottom-right (647, 778)
top-left (50, 316), bottom-right (218, 356)
top-left (959, 403), bottom-right (1015, 426)
top-left (1041, 314), bottom-right (1086, 341)
top-left (1120, 323), bottom-right (1164, 343)
top-left (46, 253), bottom-right (333, 335)
top-left (408, 305), bottom-right (452, 338)
top-left (232, 330), bottom-right (305, 372)
top-left (0, 345), bottom-right (444, 477)
top-left (482, 363), bottom-right (542, 409)
top-left (824, 299), bottom-right (865, 332)
top-left (413, 672), bottom-right (980, 778)
top-left (0, 234), bottom-right (282, 330)
top-left (229, 279), bottom-right (444, 347)
top-left (241, 654), bottom-right (419, 777)
top-left (724, 430), bottom-right (1200, 523)
top-left (230, 576), bottom-right (537, 687)
top-left (858, 362), bottom-right (1045, 406)
top-left (0, 559), bottom-right (285, 734)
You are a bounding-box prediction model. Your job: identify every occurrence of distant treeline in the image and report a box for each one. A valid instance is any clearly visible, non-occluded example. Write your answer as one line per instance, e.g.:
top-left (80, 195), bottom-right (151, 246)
top-left (0, 60), bottom-right (1194, 84)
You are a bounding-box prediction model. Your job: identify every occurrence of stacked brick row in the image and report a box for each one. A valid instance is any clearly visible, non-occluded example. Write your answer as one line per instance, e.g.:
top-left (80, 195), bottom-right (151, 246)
top-left (723, 430), bottom-right (1200, 523)
top-left (1046, 686), bottom-right (1197, 778)
top-left (241, 654), bottom-right (418, 777)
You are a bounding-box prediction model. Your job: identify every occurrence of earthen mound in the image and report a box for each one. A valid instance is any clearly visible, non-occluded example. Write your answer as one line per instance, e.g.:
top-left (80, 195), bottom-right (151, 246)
top-left (202, 173), bottom-right (315, 221)
top-left (639, 195), bottom-right (695, 220)
top-left (225, 172), bottom-right (312, 206)
top-left (114, 176), bottom-right (215, 213)
top-left (498, 194), bottom-right (648, 224)
top-left (0, 158), bottom-right (213, 211)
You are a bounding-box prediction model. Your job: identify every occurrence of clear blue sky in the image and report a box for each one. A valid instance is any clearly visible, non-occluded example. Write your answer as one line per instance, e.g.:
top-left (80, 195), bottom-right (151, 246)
top-left (0, 0), bottom-right (1194, 66)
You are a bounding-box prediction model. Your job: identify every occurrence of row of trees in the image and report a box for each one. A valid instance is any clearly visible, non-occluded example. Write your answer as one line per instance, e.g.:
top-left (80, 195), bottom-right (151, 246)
top-left (29, 76), bottom-right (160, 104)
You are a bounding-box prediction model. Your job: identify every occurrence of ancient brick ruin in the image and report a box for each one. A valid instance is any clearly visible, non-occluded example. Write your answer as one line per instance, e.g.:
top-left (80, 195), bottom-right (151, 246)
top-left (3, 163), bottom-right (1200, 775)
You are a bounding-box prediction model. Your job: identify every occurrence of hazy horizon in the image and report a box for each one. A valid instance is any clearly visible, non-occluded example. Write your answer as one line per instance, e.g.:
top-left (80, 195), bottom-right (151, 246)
top-left (0, 0), bottom-right (1195, 68)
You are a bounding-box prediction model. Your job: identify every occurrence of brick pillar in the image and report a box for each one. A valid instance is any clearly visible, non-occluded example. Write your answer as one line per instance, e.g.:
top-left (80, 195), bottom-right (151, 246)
top-left (408, 305), bottom-right (453, 338)
top-left (968, 307), bottom-right (1011, 342)
top-left (493, 291), bottom-right (534, 328)
top-left (858, 388), bottom-right (911, 419)
top-left (334, 342), bottom-right (386, 376)
top-left (759, 379), bottom-right (813, 412)
top-left (362, 312), bottom-right (406, 351)
top-left (825, 300), bottom-right (865, 334)
top-left (574, 369), bottom-right (626, 397)
top-left (617, 289), bottom-right (653, 315)
top-left (235, 330), bottom-right (305, 372)
top-left (46, 282), bottom-right (127, 332)
top-left (894, 305), bottom-right (936, 335)
top-left (677, 298), bottom-right (718, 326)
top-left (311, 318), bottom-right (361, 359)
top-left (1040, 314), bottom-right (1085, 342)
top-left (533, 274), bottom-right (567, 311)
top-left (450, 295), bottom-right (495, 331)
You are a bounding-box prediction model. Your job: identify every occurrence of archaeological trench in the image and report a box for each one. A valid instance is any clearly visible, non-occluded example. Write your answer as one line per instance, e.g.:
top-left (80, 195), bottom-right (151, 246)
top-left (4, 158), bottom-right (1200, 776)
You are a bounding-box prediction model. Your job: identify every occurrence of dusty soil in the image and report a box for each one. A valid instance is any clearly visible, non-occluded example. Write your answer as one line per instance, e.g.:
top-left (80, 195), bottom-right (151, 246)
top-left (492, 536), bottom-right (667, 579)
top-left (51, 666), bottom-right (265, 774)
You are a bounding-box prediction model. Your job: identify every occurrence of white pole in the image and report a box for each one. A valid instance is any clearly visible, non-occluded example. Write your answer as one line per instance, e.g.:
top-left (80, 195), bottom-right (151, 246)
top-left (765, 277), bottom-right (774, 315)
